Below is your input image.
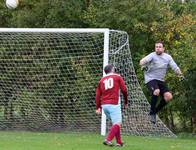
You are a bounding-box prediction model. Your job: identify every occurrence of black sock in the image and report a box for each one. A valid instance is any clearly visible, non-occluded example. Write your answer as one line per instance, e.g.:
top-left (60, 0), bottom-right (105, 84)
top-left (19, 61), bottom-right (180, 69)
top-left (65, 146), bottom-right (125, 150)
top-left (150, 95), bottom-right (158, 115)
top-left (155, 98), bottom-right (167, 114)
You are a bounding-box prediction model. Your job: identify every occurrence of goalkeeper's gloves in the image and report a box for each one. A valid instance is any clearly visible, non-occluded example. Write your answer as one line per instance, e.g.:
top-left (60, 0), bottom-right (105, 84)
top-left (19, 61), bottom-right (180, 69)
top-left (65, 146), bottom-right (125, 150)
top-left (178, 74), bottom-right (185, 81)
top-left (141, 66), bottom-right (148, 71)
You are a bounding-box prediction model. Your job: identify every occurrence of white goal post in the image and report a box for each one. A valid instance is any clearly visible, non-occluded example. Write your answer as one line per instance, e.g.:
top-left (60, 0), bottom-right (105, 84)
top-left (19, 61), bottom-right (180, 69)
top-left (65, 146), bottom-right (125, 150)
top-left (0, 28), bottom-right (175, 137)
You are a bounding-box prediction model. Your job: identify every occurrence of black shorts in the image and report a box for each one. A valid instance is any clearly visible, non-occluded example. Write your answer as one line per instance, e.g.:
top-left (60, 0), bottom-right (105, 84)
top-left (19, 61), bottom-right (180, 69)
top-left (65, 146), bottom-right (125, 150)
top-left (146, 80), bottom-right (170, 96)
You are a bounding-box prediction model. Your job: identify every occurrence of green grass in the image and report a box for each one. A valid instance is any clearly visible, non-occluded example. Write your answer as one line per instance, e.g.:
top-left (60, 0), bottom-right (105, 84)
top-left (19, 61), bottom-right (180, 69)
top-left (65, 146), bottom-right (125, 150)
top-left (0, 131), bottom-right (195, 150)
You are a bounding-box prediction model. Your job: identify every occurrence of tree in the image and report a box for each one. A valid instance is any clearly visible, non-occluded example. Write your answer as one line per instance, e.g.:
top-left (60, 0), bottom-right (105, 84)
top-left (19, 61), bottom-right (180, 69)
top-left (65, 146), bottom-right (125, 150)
top-left (0, 0), bottom-right (195, 132)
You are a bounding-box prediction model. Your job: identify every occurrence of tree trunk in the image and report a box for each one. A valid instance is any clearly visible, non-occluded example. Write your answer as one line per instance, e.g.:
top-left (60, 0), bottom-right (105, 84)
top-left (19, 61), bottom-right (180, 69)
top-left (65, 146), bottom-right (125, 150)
top-left (163, 109), bottom-right (170, 127)
top-left (169, 109), bottom-right (175, 131)
top-left (192, 109), bottom-right (196, 133)
top-left (190, 97), bottom-right (196, 133)
top-left (85, 0), bottom-right (91, 7)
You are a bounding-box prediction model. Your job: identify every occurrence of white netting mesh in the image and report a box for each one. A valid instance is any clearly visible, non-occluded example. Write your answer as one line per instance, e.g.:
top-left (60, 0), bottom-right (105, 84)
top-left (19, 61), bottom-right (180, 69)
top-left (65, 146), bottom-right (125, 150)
top-left (109, 30), bottom-right (175, 137)
top-left (0, 29), bottom-right (175, 137)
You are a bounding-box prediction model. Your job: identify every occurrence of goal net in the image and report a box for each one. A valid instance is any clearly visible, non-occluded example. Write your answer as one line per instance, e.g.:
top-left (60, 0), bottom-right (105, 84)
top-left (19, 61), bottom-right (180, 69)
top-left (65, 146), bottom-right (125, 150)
top-left (0, 28), bottom-right (175, 137)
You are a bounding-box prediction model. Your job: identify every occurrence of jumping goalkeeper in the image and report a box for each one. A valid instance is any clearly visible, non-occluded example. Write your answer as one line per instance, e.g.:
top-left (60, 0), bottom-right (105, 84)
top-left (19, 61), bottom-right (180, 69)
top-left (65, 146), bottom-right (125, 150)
top-left (139, 41), bottom-right (183, 124)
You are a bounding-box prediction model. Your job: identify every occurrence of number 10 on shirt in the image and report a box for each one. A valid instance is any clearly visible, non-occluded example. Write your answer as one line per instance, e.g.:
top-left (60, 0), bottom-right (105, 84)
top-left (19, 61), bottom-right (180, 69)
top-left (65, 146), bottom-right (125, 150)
top-left (103, 78), bottom-right (114, 90)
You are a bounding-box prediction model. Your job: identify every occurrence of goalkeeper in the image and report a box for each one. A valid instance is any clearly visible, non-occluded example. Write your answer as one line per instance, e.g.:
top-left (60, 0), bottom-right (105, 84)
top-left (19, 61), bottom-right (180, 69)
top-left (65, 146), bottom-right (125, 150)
top-left (95, 64), bottom-right (128, 147)
top-left (139, 41), bottom-right (183, 124)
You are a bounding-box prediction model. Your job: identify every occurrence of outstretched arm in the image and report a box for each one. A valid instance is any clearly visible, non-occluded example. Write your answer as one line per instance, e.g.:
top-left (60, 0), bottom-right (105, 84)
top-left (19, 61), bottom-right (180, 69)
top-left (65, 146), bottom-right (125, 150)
top-left (139, 53), bottom-right (153, 66)
top-left (169, 56), bottom-right (184, 80)
top-left (139, 53), bottom-right (153, 71)
top-left (175, 68), bottom-right (183, 76)
top-left (169, 56), bottom-right (183, 76)
top-left (176, 68), bottom-right (185, 81)
top-left (140, 57), bottom-right (148, 66)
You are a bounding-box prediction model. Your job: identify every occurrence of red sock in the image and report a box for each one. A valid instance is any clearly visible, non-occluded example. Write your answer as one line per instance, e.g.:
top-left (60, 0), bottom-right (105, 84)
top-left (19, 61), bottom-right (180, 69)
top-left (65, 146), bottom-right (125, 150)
top-left (115, 125), bottom-right (122, 144)
top-left (106, 124), bottom-right (119, 141)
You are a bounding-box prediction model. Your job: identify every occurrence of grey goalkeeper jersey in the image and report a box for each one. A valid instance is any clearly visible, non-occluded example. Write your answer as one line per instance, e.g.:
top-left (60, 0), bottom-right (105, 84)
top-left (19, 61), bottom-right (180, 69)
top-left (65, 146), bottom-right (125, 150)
top-left (143, 52), bottom-right (179, 84)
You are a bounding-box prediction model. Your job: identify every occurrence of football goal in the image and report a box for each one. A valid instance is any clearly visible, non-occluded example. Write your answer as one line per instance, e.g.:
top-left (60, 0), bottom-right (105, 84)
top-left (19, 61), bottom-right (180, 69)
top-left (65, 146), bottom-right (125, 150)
top-left (0, 28), bottom-right (175, 137)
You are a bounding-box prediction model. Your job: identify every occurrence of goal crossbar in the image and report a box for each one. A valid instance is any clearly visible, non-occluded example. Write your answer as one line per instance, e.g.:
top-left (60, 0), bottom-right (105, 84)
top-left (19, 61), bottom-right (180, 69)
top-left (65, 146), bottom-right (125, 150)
top-left (0, 28), bottom-right (109, 33)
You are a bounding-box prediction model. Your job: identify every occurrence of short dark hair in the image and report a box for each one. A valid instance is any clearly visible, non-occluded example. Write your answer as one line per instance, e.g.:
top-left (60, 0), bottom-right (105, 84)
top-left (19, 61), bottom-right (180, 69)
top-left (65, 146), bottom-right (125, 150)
top-left (104, 64), bottom-right (114, 74)
top-left (156, 40), bottom-right (164, 45)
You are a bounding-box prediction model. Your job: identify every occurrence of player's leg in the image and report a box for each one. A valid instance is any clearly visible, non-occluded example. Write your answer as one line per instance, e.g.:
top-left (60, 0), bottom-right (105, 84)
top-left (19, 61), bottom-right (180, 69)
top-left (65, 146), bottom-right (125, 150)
top-left (103, 104), bottom-right (123, 146)
top-left (146, 80), bottom-right (160, 124)
top-left (164, 92), bottom-right (173, 102)
top-left (147, 80), bottom-right (160, 115)
top-left (105, 123), bottom-right (122, 146)
top-left (102, 105), bottom-right (114, 146)
top-left (110, 105), bottom-right (123, 146)
top-left (155, 81), bottom-right (172, 113)
top-left (114, 123), bottom-right (124, 147)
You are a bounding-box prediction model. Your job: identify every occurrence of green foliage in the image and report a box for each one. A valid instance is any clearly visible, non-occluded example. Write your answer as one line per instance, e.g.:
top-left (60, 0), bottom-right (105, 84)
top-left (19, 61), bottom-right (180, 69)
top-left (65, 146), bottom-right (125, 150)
top-left (0, 0), bottom-right (195, 132)
top-left (0, 2), bottom-right (12, 27)
top-left (44, 0), bottom-right (86, 28)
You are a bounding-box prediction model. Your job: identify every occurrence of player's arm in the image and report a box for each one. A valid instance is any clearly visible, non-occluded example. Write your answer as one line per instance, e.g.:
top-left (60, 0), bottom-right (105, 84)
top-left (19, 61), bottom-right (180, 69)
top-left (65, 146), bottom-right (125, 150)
top-left (119, 77), bottom-right (128, 108)
top-left (139, 53), bottom-right (153, 66)
top-left (169, 56), bottom-right (184, 80)
top-left (139, 53), bottom-right (153, 71)
top-left (169, 56), bottom-right (183, 75)
top-left (95, 83), bottom-right (102, 114)
top-left (175, 68), bottom-right (184, 81)
top-left (175, 68), bottom-right (182, 76)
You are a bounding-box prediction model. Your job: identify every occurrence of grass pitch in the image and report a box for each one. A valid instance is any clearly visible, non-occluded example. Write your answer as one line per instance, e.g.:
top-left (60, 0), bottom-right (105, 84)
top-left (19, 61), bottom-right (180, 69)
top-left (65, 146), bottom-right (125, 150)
top-left (0, 131), bottom-right (195, 150)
